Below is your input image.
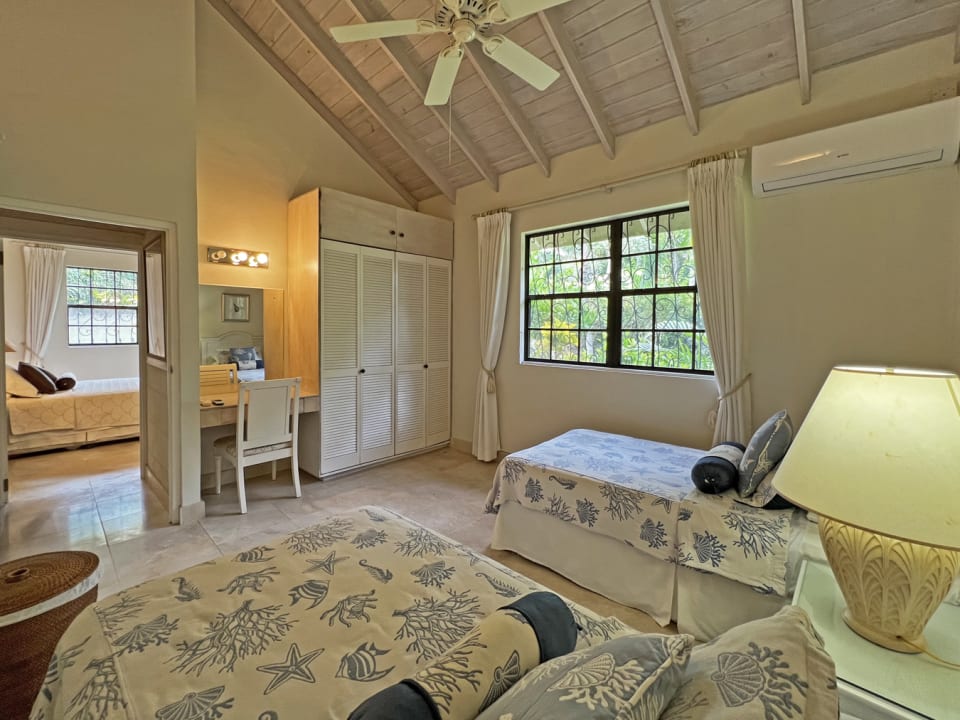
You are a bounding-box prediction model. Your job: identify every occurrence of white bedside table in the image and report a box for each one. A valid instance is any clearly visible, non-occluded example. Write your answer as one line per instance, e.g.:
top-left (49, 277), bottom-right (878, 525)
top-left (792, 560), bottom-right (959, 720)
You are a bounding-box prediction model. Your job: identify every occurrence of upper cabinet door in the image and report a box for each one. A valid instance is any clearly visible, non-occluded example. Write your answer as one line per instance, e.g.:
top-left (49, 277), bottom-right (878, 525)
top-left (396, 208), bottom-right (453, 260)
top-left (320, 188), bottom-right (398, 249)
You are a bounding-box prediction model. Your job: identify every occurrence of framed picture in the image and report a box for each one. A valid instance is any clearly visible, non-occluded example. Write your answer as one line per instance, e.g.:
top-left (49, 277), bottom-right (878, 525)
top-left (222, 293), bottom-right (250, 322)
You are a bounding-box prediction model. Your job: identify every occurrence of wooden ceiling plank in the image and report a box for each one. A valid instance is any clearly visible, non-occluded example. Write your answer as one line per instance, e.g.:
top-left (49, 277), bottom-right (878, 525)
top-left (464, 43), bottom-right (551, 177)
top-left (792, 0), bottom-right (812, 104)
top-left (538, 8), bottom-right (615, 158)
top-left (340, 0), bottom-right (500, 191)
top-left (206, 0), bottom-right (418, 208)
top-left (650, 0), bottom-right (699, 135)
top-left (273, 0), bottom-right (456, 202)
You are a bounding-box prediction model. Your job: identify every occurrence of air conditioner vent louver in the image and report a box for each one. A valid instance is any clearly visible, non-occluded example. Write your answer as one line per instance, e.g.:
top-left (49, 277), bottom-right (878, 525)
top-left (752, 98), bottom-right (960, 197)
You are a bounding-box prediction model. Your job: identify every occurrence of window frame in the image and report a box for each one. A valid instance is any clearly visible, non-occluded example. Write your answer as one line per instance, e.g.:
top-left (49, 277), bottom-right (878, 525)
top-left (65, 266), bottom-right (139, 347)
top-left (522, 206), bottom-right (713, 376)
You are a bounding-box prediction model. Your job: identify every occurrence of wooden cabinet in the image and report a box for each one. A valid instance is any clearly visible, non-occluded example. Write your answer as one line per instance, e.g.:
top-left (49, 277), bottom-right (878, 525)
top-left (288, 188), bottom-right (452, 478)
top-left (317, 187), bottom-right (453, 259)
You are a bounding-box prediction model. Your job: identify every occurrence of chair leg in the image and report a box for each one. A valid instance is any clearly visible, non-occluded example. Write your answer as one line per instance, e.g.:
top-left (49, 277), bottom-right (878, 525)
top-left (214, 456), bottom-right (222, 495)
top-left (237, 463), bottom-right (247, 515)
top-left (271, 460), bottom-right (277, 481)
top-left (291, 454), bottom-right (302, 499)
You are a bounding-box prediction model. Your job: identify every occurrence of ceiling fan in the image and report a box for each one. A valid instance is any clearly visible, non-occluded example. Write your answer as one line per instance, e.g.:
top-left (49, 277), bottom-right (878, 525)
top-left (330, 0), bottom-right (574, 106)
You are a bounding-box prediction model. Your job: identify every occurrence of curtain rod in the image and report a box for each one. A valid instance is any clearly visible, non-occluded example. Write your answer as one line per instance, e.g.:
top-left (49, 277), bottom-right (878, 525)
top-left (472, 147), bottom-right (748, 219)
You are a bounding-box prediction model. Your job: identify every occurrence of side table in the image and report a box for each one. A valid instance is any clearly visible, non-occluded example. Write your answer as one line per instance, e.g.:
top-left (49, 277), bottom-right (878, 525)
top-left (792, 559), bottom-right (959, 720)
top-left (0, 551), bottom-right (101, 720)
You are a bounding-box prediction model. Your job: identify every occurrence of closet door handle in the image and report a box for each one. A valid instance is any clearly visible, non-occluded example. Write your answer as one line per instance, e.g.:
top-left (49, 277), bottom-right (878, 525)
top-left (423, 364), bottom-right (428, 369)
top-left (389, 230), bottom-right (396, 236)
top-left (359, 369), bottom-right (366, 374)
top-left (399, 232), bottom-right (405, 238)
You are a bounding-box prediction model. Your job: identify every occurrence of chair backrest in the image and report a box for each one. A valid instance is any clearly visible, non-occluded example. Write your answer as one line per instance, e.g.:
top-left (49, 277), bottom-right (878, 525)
top-left (200, 363), bottom-right (238, 392)
top-left (236, 377), bottom-right (301, 450)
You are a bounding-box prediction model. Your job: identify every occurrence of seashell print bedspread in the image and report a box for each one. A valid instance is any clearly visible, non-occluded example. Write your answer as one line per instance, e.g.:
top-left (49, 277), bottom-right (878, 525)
top-left (31, 507), bottom-right (633, 720)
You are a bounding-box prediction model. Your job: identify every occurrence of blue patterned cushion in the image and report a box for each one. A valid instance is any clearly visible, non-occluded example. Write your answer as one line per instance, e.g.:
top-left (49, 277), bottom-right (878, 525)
top-left (228, 346), bottom-right (257, 371)
top-left (738, 411), bottom-right (793, 497)
top-left (660, 607), bottom-right (838, 720)
top-left (476, 633), bottom-right (693, 720)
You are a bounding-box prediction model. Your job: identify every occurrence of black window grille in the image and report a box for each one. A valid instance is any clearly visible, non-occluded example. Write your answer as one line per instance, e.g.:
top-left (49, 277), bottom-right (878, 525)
top-left (524, 206), bottom-right (713, 374)
top-left (66, 267), bottom-right (139, 346)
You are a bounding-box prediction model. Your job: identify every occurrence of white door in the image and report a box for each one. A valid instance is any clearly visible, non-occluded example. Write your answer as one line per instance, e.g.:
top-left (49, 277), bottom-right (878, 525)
top-left (320, 240), bottom-right (361, 474)
top-left (426, 258), bottom-right (451, 447)
top-left (359, 247), bottom-right (395, 463)
top-left (395, 253), bottom-right (426, 454)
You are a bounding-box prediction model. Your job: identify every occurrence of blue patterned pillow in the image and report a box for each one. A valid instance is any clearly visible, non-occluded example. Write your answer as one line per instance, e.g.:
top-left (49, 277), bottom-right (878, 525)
top-left (738, 410), bottom-right (793, 497)
top-left (228, 346), bottom-right (257, 371)
top-left (476, 633), bottom-right (693, 720)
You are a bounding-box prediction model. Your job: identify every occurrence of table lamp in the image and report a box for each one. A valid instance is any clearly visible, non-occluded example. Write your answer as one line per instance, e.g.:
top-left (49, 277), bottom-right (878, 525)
top-left (774, 365), bottom-right (960, 653)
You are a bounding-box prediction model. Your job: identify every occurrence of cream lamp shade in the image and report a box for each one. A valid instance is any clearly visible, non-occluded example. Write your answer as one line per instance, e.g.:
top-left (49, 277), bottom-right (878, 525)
top-left (4, 342), bottom-right (12, 352)
top-left (774, 365), bottom-right (960, 652)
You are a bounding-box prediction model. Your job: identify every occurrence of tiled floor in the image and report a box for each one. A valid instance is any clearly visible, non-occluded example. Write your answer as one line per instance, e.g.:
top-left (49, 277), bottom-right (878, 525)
top-left (0, 440), bottom-right (665, 634)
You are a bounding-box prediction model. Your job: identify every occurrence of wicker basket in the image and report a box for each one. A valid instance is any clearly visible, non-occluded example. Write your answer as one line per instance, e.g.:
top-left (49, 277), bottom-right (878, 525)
top-left (0, 551), bottom-right (100, 720)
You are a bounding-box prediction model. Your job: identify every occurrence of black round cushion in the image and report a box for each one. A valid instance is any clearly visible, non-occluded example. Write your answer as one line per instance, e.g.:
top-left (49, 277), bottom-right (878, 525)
top-left (17, 362), bottom-right (56, 394)
top-left (55, 373), bottom-right (77, 391)
top-left (691, 442), bottom-right (746, 494)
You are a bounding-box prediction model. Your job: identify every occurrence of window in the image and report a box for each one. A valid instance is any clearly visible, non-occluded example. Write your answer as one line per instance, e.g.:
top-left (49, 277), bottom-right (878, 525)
top-left (66, 267), bottom-right (139, 345)
top-left (524, 207), bottom-right (712, 374)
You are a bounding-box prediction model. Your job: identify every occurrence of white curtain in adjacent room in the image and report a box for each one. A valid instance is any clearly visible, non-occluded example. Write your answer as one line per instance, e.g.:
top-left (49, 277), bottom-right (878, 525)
top-left (23, 245), bottom-right (66, 366)
top-left (688, 156), bottom-right (752, 445)
top-left (473, 211), bottom-right (512, 462)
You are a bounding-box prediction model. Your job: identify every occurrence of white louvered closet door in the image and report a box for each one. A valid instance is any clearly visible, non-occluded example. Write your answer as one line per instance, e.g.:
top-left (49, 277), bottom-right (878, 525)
top-left (320, 240), bottom-right (361, 474)
top-left (359, 247), bottom-right (395, 463)
top-left (395, 253), bottom-right (426, 454)
top-left (425, 258), bottom-right (451, 446)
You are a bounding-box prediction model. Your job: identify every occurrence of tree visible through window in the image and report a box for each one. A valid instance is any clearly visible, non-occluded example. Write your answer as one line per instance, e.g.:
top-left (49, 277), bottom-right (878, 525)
top-left (66, 267), bottom-right (138, 345)
top-left (524, 207), bottom-right (713, 374)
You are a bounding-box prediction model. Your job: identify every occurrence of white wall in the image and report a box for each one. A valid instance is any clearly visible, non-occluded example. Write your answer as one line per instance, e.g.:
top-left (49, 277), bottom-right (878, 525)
top-left (3, 240), bottom-right (140, 379)
top-left (428, 35), bottom-right (960, 455)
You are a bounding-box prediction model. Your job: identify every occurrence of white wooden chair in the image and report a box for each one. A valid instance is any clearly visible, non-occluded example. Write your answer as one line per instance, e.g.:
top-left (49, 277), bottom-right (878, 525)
top-left (213, 377), bottom-right (302, 514)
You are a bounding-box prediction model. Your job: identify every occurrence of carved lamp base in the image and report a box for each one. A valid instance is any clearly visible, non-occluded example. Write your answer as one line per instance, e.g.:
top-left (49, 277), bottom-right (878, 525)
top-left (819, 517), bottom-right (960, 654)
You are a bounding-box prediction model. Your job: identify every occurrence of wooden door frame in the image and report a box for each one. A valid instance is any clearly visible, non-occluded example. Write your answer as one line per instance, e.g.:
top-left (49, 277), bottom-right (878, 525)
top-left (0, 195), bottom-right (183, 523)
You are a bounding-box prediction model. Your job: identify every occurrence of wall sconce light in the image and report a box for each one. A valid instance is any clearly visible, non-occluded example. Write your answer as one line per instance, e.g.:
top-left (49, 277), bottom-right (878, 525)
top-left (206, 247), bottom-right (270, 269)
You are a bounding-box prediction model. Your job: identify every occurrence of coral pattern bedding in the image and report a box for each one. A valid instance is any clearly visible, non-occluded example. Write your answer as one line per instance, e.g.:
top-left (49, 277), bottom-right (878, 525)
top-left (8, 377), bottom-right (139, 436)
top-left (485, 429), bottom-right (802, 596)
top-left (32, 507), bottom-right (632, 720)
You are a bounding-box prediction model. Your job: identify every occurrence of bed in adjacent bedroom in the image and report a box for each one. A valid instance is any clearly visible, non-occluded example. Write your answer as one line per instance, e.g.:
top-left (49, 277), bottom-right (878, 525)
top-left (31, 506), bottom-right (838, 720)
top-left (485, 428), bottom-right (811, 640)
top-left (7, 377), bottom-right (140, 455)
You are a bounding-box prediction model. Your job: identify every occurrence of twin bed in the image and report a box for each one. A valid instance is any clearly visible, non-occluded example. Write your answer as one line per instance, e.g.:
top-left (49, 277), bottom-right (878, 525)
top-left (7, 377), bottom-right (140, 455)
top-left (486, 429), bottom-right (811, 640)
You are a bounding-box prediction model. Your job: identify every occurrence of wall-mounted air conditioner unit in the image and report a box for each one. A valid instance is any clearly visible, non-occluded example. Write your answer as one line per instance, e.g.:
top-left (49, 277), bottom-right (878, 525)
top-left (751, 97), bottom-right (960, 197)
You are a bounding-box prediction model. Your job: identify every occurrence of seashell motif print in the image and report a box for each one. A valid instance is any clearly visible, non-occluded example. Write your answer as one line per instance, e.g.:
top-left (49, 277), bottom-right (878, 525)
top-left (155, 686), bottom-right (234, 720)
top-left (480, 650), bottom-right (523, 710)
top-left (710, 652), bottom-right (765, 707)
top-left (549, 653), bottom-right (615, 690)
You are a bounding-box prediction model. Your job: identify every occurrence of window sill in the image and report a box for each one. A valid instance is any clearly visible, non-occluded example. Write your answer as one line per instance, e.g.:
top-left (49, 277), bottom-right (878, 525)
top-left (519, 360), bottom-right (716, 382)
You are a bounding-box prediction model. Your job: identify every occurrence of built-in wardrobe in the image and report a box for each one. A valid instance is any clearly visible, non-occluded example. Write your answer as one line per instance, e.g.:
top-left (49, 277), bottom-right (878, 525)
top-left (285, 188), bottom-right (452, 477)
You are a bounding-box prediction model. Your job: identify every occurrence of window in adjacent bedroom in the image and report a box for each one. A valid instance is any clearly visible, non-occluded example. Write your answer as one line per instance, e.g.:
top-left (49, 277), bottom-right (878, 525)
top-left (66, 267), bottom-right (139, 346)
top-left (524, 206), bottom-right (712, 374)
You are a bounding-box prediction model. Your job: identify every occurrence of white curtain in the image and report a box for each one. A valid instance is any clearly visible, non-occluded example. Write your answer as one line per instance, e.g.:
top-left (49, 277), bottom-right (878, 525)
top-left (472, 211), bottom-right (512, 462)
top-left (23, 245), bottom-right (66, 366)
top-left (688, 157), bottom-right (751, 445)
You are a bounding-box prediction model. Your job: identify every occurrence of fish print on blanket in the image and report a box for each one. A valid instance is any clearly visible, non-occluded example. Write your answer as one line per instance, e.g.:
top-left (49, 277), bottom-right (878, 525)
top-left (30, 507), bottom-right (634, 720)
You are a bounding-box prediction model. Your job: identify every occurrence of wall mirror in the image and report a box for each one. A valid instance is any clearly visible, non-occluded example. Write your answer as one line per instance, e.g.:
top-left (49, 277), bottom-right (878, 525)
top-left (199, 284), bottom-right (284, 381)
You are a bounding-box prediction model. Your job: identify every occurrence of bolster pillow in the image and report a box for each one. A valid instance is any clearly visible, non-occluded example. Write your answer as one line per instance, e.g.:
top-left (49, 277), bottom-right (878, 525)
top-left (349, 591), bottom-right (577, 720)
top-left (55, 372), bottom-right (77, 391)
top-left (691, 442), bottom-right (745, 494)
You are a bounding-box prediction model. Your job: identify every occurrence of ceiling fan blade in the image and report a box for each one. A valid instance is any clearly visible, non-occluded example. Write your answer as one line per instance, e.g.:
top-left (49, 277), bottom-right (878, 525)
top-left (330, 19), bottom-right (440, 43)
top-left (425, 45), bottom-right (464, 106)
top-left (481, 35), bottom-right (560, 91)
top-left (495, 0), bottom-right (573, 21)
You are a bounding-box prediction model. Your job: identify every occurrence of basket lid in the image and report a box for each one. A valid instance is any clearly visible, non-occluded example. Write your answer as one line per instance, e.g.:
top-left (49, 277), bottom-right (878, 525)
top-left (0, 551), bottom-right (100, 624)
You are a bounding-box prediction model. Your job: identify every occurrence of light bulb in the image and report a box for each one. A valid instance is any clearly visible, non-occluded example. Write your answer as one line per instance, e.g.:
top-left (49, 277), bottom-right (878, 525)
top-left (256, 253), bottom-right (269, 265)
top-left (248, 258), bottom-right (259, 268)
top-left (234, 250), bottom-right (248, 262)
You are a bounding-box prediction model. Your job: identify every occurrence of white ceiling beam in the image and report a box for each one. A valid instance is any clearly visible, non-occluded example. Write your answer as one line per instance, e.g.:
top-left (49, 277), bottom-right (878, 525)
top-left (791, 0), bottom-right (812, 104)
top-left (341, 0), bottom-right (500, 192)
top-left (649, 0), bottom-right (699, 135)
top-left (273, 0), bottom-right (457, 203)
top-left (207, 0), bottom-right (417, 208)
top-left (538, 8), bottom-right (615, 159)
top-left (464, 44), bottom-right (551, 177)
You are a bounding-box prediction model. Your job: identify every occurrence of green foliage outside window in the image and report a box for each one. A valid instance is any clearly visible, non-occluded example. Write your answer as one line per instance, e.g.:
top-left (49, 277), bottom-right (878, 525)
top-left (66, 266), bottom-right (139, 346)
top-left (524, 207), bottom-right (713, 374)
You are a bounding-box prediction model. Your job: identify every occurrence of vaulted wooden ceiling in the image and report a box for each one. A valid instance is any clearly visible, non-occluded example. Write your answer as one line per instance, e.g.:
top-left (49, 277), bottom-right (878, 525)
top-left (209, 0), bottom-right (960, 205)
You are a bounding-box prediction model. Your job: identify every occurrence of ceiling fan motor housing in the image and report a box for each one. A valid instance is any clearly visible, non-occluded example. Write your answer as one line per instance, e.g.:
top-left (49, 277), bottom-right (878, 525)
top-left (436, 0), bottom-right (493, 34)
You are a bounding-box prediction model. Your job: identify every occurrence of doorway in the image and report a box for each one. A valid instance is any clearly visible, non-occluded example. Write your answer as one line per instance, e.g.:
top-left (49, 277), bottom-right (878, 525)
top-left (0, 206), bottom-right (181, 528)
